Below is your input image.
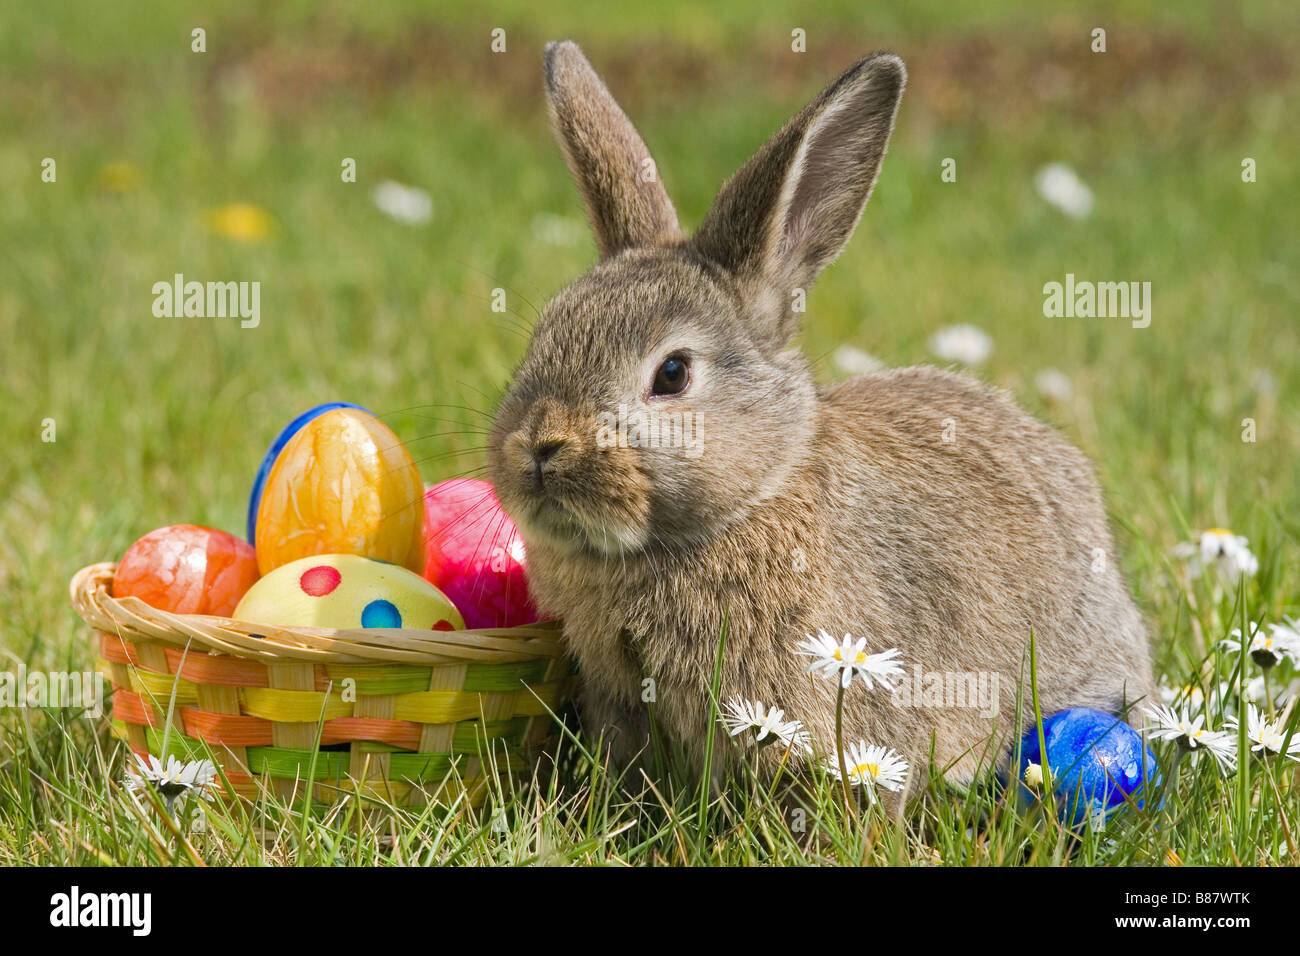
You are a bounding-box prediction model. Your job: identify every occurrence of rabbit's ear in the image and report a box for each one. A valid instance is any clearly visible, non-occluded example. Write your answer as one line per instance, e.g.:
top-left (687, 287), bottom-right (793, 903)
top-left (694, 53), bottom-right (905, 337)
top-left (544, 41), bottom-right (681, 258)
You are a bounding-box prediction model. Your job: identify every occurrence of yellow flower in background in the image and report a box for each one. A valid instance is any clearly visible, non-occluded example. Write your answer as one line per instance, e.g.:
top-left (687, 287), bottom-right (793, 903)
top-left (205, 203), bottom-right (273, 241)
top-left (95, 161), bottom-right (142, 194)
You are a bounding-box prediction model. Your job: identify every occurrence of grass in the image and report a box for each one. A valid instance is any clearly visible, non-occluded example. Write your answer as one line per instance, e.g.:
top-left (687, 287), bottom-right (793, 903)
top-left (1, 0), bottom-right (1297, 865)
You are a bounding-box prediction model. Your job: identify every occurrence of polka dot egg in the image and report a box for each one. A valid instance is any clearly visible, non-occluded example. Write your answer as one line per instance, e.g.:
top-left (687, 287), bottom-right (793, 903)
top-left (233, 553), bottom-right (464, 631)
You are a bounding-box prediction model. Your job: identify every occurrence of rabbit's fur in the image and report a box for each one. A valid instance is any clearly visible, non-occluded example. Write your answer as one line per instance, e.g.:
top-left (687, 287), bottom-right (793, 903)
top-left (486, 42), bottom-right (1156, 796)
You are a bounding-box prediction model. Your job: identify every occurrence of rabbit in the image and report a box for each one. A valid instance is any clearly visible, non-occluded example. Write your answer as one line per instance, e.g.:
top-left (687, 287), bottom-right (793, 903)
top-left (486, 41), bottom-right (1157, 799)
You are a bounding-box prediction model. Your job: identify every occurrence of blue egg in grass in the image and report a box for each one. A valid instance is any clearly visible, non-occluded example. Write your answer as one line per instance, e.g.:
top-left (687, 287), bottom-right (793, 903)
top-left (1011, 707), bottom-right (1160, 827)
top-left (245, 402), bottom-right (370, 544)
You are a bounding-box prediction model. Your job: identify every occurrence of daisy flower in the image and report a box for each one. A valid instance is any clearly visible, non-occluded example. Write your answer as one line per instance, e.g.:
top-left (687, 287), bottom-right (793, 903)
top-left (1246, 675), bottom-right (1298, 708)
top-left (833, 344), bottom-right (885, 377)
top-left (1022, 761), bottom-right (1045, 790)
top-left (1261, 619), bottom-right (1300, 667)
top-left (1034, 162), bottom-right (1094, 219)
top-left (928, 324), bottom-right (993, 366)
top-left (797, 630), bottom-right (903, 690)
top-left (1144, 704), bottom-right (1237, 771)
top-left (1172, 529), bottom-right (1259, 581)
top-left (1159, 680), bottom-right (1229, 715)
top-left (126, 754), bottom-right (218, 813)
top-left (372, 180), bottom-right (433, 225)
top-left (1034, 368), bottom-right (1073, 404)
top-left (720, 696), bottom-right (809, 750)
top-left (1227, 705), bottom-right (1300, 762)
top-left (828, 741), bottom-right (909, 796)
top-left (1220, 620), bottom-right (1299, 670)
top-left (1159, 681), bottom-right (1196, 709)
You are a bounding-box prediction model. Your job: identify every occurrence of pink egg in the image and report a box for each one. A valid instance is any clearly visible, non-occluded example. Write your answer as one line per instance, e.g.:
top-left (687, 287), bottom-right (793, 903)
top-left (422, 479), bottom-right (540, 629)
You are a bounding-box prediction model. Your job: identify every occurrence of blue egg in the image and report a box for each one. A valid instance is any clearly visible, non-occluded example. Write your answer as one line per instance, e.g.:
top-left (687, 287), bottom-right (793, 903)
top-left (246, 402), bottom-right (370, 544)
top-left (1012, 708), bottom-right (1160, 826)
top-left (360, 599), bottom-right (402, 628)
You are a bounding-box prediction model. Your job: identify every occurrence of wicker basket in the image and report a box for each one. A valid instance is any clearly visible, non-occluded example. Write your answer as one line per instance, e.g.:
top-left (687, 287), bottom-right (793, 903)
top-left (71, 562), bottom-right (570, 808)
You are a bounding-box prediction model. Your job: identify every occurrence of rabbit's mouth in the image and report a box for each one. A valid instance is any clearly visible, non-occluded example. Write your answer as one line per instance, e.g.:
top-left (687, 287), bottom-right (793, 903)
top-left (490, 414), bottom-right (654, 556)
top-left (519, 494), bottom-right (647, 557)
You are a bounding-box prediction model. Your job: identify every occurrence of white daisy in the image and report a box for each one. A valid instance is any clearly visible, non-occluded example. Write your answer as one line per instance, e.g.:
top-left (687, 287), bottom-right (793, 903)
top-left (1173, 529), bottom-right (1258, 581)
top-left (828, 741), bottom-right (909, 796)
top-left (833, 345), bottom-right (886, 377)
top-left (1034, 368), bottom-right (1073, 403)
top-left (1022, 761), bottom-right (1045, 789)
top-left (1246, 675), bottom-right (1299, 708)
top-left (720, 696), bottom-right (809, 750)
top-left (928, 324), bottom-right (993, 366)
top-left (371, 180), bottom-right (433, 225)
top-left (1159, 679), bottom-right (1232, 715)
top-left (1034, 162), bottom-right (1094, 219)
top-left (1227, 704), bottom-right (1300, 761)
top-left (1220, 620), bottom-right (1299, 670)
top-left (126, 753), bottom-right (218, 812)
top-left (797, 630), bottom-right (903, 690)
top-left (1263, 619), bottom-right (1300, 666)
top-left (1144, 704), bottom-right (1237, 771)
top-left (1245, 675), bottom-right (1283, 707)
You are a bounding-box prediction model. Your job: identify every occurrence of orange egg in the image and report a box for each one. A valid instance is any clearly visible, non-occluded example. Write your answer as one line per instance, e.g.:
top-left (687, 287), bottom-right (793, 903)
top-left (113, 524), bottom-right (259, 616)
top-left (254, 408), bottom-right (424, 575)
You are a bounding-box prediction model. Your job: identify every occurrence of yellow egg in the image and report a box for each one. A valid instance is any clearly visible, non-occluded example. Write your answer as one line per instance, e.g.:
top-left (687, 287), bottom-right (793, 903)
top-left (255, 408), bottom-right (424, 575)
top-left (234, 554), bottom-right (464, 631)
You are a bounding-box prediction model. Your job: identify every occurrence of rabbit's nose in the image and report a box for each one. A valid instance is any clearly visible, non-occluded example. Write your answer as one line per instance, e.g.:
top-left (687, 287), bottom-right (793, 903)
top-left (530, 440), bottom-right (567, 490)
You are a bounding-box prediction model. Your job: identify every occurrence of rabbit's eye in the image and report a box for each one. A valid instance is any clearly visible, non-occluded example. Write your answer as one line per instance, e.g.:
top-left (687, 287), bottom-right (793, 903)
top-left (652, 354), bottom-right (690, 396)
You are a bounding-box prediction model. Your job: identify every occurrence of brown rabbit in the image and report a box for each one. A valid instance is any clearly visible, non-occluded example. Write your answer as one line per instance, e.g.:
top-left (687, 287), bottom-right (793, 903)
top-left (486, 41), bottom-right (1156, 796)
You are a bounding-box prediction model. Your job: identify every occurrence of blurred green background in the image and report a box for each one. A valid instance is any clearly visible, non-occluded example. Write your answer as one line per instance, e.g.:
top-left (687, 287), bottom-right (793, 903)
top-left (1, 0), bottom-right (1296, 683)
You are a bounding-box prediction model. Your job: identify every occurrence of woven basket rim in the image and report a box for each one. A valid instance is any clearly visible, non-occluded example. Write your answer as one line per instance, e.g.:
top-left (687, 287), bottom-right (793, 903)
top-left (71, 562), bottom-right (564, 665)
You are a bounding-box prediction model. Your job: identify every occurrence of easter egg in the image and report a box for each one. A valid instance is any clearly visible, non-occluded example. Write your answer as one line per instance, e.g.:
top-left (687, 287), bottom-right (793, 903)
top-left (233, 554), bottom-right (463, 631)
top-left (246, 402), bottom-right (369, 544)
top-left (114, 524), bottom-right (260, 616)
top-left (254, 408), bottom-right (424, 575)
top-left (422, 478), bottom-right (540, 629)
top-left (1012, 708), bottom-right (1160, 826)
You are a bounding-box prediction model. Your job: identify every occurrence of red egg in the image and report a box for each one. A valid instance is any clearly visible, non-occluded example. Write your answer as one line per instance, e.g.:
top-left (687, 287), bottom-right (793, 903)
top-left (113, 524), bottom-right (260, 616)
top-left (422, 479), bottom-right (540, 629)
